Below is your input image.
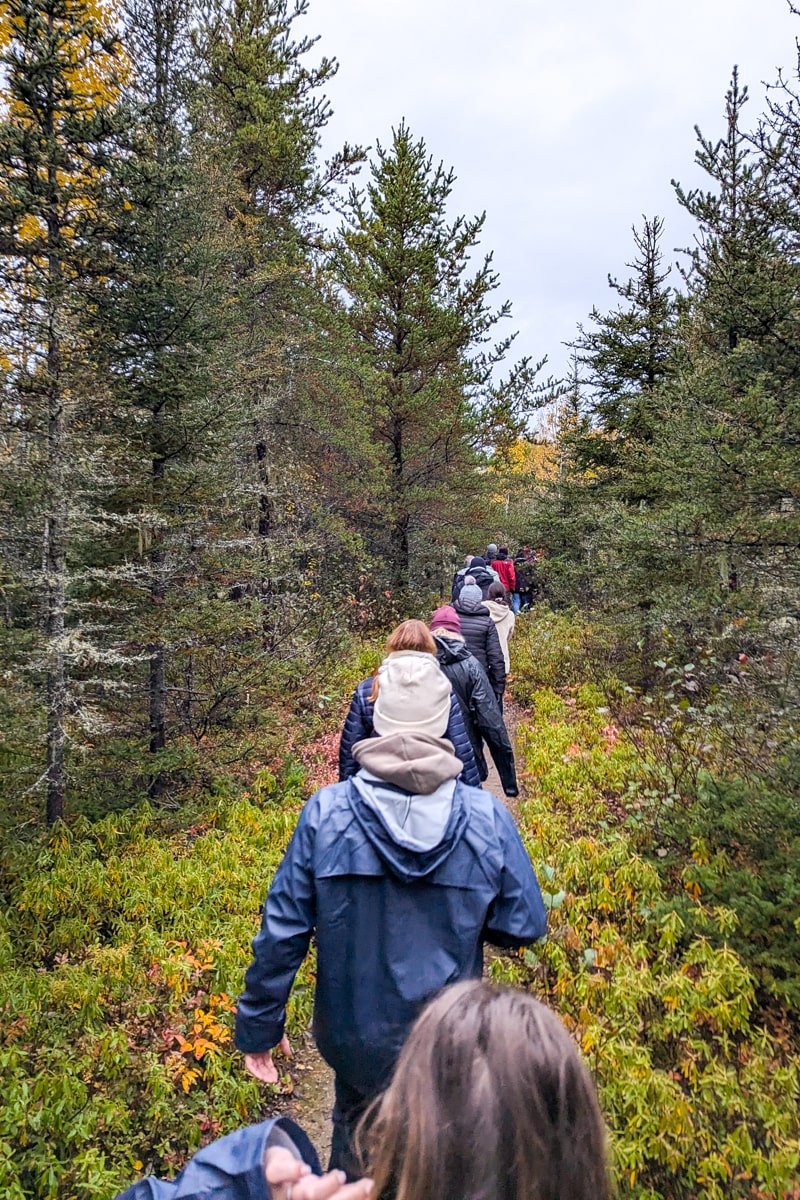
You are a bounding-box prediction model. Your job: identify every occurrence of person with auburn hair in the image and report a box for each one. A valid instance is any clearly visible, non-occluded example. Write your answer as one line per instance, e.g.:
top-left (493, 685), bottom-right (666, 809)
top-left (360, 980), bottom-right (610, 1200)
top-left (116, 982), bottom-right (608, 1200)
top-left (338, 619), bottom-right (479, 786)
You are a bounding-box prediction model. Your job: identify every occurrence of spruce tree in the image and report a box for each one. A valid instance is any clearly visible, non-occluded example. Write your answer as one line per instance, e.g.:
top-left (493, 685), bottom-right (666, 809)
top-left (0, 0), bottom-right (126, 821)
top-left (568, 216), bottom-right (675, 497)
top-left (102, 0), bottom-right (239, 796)
top-left (332, 122), bottom-right (534, 593)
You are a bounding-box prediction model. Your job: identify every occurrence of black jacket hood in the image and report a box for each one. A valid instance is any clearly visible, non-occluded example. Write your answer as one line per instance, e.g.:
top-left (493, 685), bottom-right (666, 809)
top-left (434, 634), bottom-right (472, 666)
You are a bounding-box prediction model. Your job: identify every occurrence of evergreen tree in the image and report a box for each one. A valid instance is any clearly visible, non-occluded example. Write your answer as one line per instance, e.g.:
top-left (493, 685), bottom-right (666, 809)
top-left (0, 0), bottom-right (126, 821)
top-left (568, 216), bottom-right (675, 495)
top-left (199, 0), bottom-right (361, 552)
top-left (332, 122), bottom-right (535, 593)
top-left (102, 0), bottom-right (240, 796)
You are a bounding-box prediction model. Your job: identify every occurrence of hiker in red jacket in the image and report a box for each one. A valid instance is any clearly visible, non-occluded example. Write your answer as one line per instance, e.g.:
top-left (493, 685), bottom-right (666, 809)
top-left (490, 547), bottom-right (516, 603)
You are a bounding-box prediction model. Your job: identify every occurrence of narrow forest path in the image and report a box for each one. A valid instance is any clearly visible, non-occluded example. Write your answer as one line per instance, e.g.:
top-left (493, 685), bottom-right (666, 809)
top-left (267, 696), bottom-right (528, 1162)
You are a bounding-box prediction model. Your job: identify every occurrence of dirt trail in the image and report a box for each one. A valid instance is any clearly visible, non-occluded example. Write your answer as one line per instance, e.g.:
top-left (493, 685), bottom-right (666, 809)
top-left (267, 698), bottom-right (527, 1162)
top-left (482, 697), bottom-right (524, 818)
top-left (273, 1038), bottom-right (335, 1165)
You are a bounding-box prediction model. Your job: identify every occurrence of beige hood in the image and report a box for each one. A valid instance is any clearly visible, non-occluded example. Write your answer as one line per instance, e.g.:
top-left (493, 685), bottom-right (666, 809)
top-left (483, 599), bottom-right (513, 628)
top-left (352, 732), bottom-right (463, 793)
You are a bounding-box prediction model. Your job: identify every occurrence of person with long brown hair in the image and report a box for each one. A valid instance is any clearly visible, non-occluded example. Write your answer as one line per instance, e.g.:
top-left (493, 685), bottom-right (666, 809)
top-left (338, 619), bottom-right (480, 785)
top-left (360, 981), bottom-right (610, 1200)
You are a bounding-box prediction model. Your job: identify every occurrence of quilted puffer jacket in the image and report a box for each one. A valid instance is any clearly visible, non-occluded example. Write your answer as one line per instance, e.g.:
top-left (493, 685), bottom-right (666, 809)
top-left (235, 762), bottom-right (547, 1095)
top-left (433, 634), bottom-right (517, 795)
top-left (453, 591), bottom-right (506, 703)
top-left (338, 676), bottom-right (480, 786)
top-left (115, 1117), bottom-right (320, 1200)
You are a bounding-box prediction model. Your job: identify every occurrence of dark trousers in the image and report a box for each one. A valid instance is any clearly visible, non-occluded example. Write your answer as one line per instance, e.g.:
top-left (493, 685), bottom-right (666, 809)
top-left (328, 1076), bottom-right (371, 1179)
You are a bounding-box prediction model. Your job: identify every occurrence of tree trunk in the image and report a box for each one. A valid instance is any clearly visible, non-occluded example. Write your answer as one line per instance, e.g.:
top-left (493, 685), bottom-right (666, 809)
top-left (389, 412), bottom-right (410, 587)
top-left (45, 82), bottom-right (66, 824)
top-left (45, 346), bottom-right (67, 824)
top-left (149, 442), bottom-right (167, 798)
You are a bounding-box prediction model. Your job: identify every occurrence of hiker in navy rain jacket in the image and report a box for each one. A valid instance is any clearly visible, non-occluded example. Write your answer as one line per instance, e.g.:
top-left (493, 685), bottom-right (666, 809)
top-left (236, 652), bottom-right (547, 1178)
top-left (115, 1119), bottom-right (322, 1200)
top-left (338, 675), bottom-right (479, 786)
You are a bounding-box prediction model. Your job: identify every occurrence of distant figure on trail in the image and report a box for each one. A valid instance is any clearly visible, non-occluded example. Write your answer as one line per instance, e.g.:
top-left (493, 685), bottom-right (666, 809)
top-left (483, 582), bottom-right (516, 680)
top-left (484, 541), bottom-right (499, 565)
top-left (450, 553), bottom-right (474, 601)
top-left (513, 545), bottom-right (535, 612)
top-left (489, 546), bottom-right (517, 608)
top-left (234, 658), bottom-right (547, 1176)
top-left (430, 605), bottom-right (517, 797)
top-left (117, 982), bottom-right (609, 1200)
top-left (338, 619), bottom-right (479, 787)
top-left (451, 555), bottom-right (495, 600)
top-left (453, 579), bottom-right (505, 704)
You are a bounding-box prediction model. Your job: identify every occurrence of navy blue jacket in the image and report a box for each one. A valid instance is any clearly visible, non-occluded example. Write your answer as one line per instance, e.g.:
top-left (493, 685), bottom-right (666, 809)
top-left (115, 1118), bottom-right (319, 1200)
top-left (235, 779), bottom-right (547, 1095)
top-left (338, 677), bottom-right (480, 787)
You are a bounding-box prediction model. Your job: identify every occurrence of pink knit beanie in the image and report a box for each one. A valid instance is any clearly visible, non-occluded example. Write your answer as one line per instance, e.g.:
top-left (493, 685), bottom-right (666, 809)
top-left (430, 605), bottom-right (462, 634)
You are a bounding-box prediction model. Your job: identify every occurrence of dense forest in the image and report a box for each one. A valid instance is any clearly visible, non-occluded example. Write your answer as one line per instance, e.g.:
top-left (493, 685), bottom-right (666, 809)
top-left (0, 1), bottom-right (798, 1198)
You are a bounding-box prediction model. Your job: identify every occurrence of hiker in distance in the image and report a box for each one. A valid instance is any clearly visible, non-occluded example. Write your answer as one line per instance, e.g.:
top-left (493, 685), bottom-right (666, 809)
top-left (451, 555), bottom-right (496, 601)
top-left (489, 546), bottom-right (517, 607)
top-left (483, 581), bottom-right (516, 681)
top-left (453, 578), bottom-right (506, 705)
top-left (337, 619), bottom-right (479, 787)
top-left (430, 605), bottom-right (518, 797)
top-left (234, 657), bottom-right (547, 1176)
top-left (450, 553), bottom-right (474, 599)
top-left (117, 981), bottom-right (609, 1200)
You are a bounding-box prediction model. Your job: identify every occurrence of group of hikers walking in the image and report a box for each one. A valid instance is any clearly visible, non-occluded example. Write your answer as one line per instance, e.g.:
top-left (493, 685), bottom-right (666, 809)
top-left (120, 542), bottom-right (611, 1200)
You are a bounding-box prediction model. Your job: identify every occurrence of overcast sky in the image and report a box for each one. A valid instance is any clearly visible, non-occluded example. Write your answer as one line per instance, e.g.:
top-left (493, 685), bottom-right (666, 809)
top-left (300, 0), bottom-right (799, 386)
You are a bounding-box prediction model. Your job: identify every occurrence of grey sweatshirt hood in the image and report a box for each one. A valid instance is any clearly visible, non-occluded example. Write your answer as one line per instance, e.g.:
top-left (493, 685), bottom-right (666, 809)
top-left (351, 732), bottom-right (463, 854)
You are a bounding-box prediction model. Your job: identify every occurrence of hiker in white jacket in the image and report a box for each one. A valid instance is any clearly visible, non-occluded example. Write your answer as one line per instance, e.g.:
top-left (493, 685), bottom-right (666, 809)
top-left (484, 582), bottom-right (516, 682)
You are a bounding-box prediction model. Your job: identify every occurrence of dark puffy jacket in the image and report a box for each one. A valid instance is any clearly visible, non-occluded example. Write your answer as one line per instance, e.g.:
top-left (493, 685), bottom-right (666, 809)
top-left (453, 593), bottom-right (506, 702)
top-left (434, 635), bottom-right (517, 795)
top-left (338, 677), bottom-right (480, 787)
top-left (453, 563), bottom-right (494, 600)
top-left (115, 1118), bottom-right (319, 1200)
top-left (235, 779), bottom-right (547, 1095)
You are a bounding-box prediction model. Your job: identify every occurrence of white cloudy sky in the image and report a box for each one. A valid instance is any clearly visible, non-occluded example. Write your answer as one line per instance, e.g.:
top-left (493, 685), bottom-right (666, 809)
top-left (300, 0), bottom-right (798, 383)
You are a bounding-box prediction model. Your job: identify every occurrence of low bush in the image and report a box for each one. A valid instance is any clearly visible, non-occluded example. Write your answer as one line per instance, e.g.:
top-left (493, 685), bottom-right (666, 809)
top-left (0, 794), bottom-right (315, 1199)
top-left (507, 662), bottom-right (800, 1199)
top-left (663, 769), bottom-right (800, 1012)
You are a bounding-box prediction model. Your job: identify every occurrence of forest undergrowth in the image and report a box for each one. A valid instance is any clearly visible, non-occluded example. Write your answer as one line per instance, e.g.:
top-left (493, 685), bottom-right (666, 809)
top-left (1, 611), bottom-right (799, 1200)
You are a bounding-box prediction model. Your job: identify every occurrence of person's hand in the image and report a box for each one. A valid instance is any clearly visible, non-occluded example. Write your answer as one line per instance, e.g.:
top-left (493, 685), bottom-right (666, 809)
top-left (265, 1147), bottom-right (373, 1200)
top-left (244, 1034), bottom-right (292, 1083)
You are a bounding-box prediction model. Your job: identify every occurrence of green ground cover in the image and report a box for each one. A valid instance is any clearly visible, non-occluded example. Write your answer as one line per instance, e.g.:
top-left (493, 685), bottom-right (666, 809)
top-left (1, 616), bottom-right (797, 1199)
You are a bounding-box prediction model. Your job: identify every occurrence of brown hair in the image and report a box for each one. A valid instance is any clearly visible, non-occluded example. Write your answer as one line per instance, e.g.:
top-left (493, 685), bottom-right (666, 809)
top-left (368, 620), bottom-right (437, 703)
top-left (359, 981), bottom-right (610, 1200)
top-left (487, 581), bottom-right (508, 604)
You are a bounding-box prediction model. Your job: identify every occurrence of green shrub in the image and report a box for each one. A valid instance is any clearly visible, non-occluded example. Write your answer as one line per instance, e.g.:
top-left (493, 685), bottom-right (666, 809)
top-left (507, 673), bottom-right (800, 1200)
top-left (510, 607), bottom-right (616, 698)
top-left (667, 769), bottom-right (800, 1011)
top-left (0, 798), bottom-right (314, 1199)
